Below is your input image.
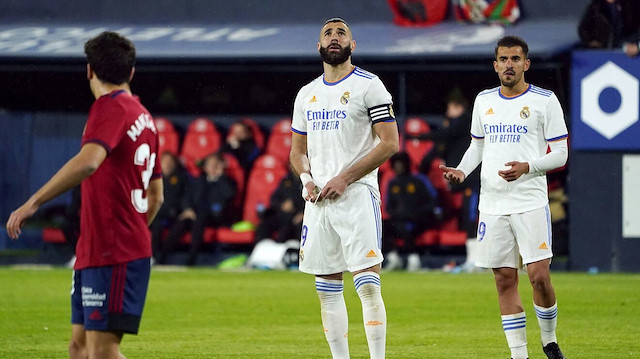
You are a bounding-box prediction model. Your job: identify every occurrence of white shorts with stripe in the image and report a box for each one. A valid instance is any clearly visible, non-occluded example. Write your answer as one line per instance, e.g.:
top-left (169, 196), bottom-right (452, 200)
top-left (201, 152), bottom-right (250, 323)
top-left (299, 183), bottom-right (384, 275)
top-left (475, 205), bottom-right (553, 269)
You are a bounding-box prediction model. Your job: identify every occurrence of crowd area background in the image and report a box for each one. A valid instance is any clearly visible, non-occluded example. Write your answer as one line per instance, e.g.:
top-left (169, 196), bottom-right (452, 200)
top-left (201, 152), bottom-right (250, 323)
top-left (1, 0), bottom-right (639, 271)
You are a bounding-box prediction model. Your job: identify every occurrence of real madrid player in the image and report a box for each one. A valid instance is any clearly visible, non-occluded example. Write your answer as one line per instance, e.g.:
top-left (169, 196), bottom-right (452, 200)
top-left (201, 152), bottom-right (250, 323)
top-left (440, 36), bottom-right (568, 359)
top-left (289, 18), bottom-right (399, 359)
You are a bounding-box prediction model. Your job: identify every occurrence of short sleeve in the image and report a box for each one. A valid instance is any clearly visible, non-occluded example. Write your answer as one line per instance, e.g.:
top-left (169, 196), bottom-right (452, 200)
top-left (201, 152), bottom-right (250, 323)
top-left (470, 94), bottom-right (485, 139)
top-left (364, 77), bottom-right (394, 124)
top-left (82, 98), bottom-right (127, 153)
top-left (544, 93), bottom-right (569, 142)
top-left (291, 87), bottom-right (308, 136)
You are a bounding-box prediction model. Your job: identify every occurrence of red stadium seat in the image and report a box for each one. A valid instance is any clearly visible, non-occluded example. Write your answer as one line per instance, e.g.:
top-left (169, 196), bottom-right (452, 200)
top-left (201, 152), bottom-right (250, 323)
top-left (414, 229), bottom-right (440, 247)
top-left (242, 154), bottom-right (288, 225)
top-left (403, 117), bottom-right (434, 171)
top-left (179, 228), bottom-right (217, 245)
top-left (42, 227), bottom-right (66, 244)
top-left (180, 118), bottom-right (222, 177)
top-left (438, 230), bottom-right (467, 246)
top-left (265, 118), bottom-right (292, 164)
top-left (222, 153), bottom-right (246, 208)
top-left (155, 117), bottom-right (180, 156)
top-left (216, 154), bottom-right (287, 246)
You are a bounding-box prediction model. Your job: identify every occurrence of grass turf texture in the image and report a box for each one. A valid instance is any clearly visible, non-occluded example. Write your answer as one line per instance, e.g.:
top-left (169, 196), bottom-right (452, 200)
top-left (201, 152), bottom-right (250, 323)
top-left (0, 268), bottom-right (639, 358)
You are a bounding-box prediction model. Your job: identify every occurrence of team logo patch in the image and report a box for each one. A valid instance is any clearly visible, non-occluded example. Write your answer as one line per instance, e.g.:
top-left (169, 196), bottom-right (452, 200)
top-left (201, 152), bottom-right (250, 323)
top-left (340, 91), bottom-right (350, 105)
top-left (309, 95), bottom-right (317, 103)
top-left (520, 106), bottom-right (530, 119)
top-left (299, 249), bottom-right (304, 262)
top-left (389, 104), bottom-right (395, 118)
top-left (485, 108), bottom-right (495, 115)
top-left (366, 250), bottom-right (377, 258)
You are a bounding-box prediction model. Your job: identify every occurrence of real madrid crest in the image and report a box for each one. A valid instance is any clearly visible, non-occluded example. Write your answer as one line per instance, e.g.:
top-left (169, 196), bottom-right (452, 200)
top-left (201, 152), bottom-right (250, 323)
top-left (299, 249), bottom-right (304, 262)
top-left (520, 106), bottom-right (530, 119)
top-left (340, 91), bottom-right (350, 105)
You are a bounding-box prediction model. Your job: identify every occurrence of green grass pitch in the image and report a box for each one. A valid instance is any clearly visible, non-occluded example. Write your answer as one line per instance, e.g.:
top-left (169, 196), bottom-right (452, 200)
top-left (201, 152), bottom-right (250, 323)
top-left (0, 267), bottom-right (639, 358)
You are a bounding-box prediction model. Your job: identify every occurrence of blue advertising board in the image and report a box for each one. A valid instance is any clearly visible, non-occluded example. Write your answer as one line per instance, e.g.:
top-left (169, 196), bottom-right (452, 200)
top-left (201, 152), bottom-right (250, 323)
top-left (571, 51), bottom-right (640, 150)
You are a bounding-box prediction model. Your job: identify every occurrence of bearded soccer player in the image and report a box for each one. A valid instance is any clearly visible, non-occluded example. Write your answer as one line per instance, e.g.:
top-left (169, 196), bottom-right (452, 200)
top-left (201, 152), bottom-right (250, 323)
top-left (290, 18), bottom-right (399, 359)
top-left (440, 36), bottom-right (568, 359)
top-left (6, 31), bottom-right (163, 359)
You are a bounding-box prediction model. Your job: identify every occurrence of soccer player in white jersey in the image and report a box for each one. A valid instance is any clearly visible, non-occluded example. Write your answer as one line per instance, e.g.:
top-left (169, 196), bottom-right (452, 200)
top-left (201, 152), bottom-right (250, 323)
top-left (440, 36), bottom-right (568, 359)
top-left (289, 17), bottom-right (399, 359)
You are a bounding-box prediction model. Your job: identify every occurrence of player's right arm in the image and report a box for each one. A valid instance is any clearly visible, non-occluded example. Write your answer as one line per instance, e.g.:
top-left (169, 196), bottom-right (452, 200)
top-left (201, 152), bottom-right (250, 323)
top-left (6, 143), bottom-right (107, 239)
top-left (289, 85), bottom-right (319, 202)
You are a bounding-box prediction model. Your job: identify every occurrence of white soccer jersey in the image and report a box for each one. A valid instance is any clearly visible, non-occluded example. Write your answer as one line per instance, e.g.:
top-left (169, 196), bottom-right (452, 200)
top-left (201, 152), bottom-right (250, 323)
top-left (291, 66), bottom-right (394, 197)
top-left (469, 84), bottom-right (568, 215)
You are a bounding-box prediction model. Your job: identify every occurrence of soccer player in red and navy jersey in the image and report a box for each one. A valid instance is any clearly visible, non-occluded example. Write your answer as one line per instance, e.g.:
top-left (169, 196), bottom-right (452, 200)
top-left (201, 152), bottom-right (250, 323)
top-left (6, 31), bottom-right (163, 359)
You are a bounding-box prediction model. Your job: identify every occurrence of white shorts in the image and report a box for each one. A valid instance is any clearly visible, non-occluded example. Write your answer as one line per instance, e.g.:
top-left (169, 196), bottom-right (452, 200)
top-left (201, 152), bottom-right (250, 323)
top-left (475, 205), bottom-right (553, 269)
top-left (298, 183), bottom-right (383, 275)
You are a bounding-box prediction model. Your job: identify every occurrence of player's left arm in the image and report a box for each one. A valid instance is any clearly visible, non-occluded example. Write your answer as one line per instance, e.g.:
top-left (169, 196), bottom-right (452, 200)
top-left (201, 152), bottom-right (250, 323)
top-left (321, 119), bottom-right (399, 200)
top-left (499, 94), bottom-right (569, 182)
top-left (146, 177), bottom-right (164, 226)
top-left (6, 143), bottom-right (107, 239)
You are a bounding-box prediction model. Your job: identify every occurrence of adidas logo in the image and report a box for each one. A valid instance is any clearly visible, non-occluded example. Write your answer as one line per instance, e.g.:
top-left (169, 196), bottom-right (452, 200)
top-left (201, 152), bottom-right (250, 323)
top-left (89, 309), bottom-right (103, 321)
top-left (539, 242), bottom-right (549, 250)
top-left (366, 320), bottom-right (384, 326)
top-left (485, 108), bottom-right (495, 115)
top-left (309, 95), bottom-right (317, 103)
top-left (366, 250), bottom-right (377, 258)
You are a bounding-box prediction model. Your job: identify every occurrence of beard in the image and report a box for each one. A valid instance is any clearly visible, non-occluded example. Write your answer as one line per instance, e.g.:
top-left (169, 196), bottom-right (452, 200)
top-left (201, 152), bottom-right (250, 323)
top-left (319, 44), bottom-right (351, 66)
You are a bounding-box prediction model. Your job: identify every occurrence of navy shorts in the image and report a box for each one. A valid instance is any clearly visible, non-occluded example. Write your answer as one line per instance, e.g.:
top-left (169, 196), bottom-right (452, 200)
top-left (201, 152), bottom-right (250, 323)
top-left (71, 257), bottom-right (151, 334)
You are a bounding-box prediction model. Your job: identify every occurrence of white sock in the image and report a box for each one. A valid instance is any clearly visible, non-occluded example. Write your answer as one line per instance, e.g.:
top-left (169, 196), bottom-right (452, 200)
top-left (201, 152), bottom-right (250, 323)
top-left (353, 272), bottom-right (386, 359)
top-left (534, 302), bottom-right (558, 346)
top-left (316, 278), bottom-right (349, 359)
top-left (502, 312), bottom-right (528, 359)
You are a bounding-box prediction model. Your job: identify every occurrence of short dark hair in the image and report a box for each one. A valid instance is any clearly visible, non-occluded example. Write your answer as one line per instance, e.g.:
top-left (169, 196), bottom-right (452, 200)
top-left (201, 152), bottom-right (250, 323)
top-left (495, 36), bottom-right (529, 58)
top-left (84, 31), bottom-right (136, 85)
top-left (323, 17), bottom-right (350, 29)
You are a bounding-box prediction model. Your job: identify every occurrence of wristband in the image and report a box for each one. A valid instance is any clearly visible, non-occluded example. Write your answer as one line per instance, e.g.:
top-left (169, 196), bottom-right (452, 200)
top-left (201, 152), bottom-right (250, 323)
top-left (300, 173), bottom-right (313, 186)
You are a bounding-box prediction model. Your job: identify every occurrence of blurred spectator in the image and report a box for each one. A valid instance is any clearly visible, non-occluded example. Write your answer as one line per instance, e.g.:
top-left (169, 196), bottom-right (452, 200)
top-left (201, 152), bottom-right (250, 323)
top-left (578, 0), bottom-right (640, 57)
top-left (160, 152), bottom-right (237, 265)
top-left (61, 186), bottom-right (81, 249)
top-left (222, 120), bottom-right (261, 174)
top-left (415, 87), bottom-right (474, 178)
top-left (254, 168), bottom-right (305, 243)
top-left (383, 152), bottom-right (440, 271)
top-left (411, 88), bottom-right (481, 271)
top-left (150, 152), bottom-right (189, 262)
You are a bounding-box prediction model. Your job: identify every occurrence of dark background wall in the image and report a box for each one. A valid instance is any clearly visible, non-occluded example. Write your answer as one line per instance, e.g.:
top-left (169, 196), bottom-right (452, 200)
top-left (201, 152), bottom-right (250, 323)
top-left (0, 0), bottom-right (584, 24)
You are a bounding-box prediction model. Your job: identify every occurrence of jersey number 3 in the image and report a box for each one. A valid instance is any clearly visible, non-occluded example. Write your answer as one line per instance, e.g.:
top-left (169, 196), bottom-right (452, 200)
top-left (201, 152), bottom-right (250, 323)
top-left (131, 143), bottom-right (156, 213)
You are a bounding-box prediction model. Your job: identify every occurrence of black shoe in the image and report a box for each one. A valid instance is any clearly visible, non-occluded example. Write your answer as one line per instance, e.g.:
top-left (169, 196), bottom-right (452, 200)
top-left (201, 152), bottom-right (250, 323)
top-left (543, 342), bottom-right (566, 359)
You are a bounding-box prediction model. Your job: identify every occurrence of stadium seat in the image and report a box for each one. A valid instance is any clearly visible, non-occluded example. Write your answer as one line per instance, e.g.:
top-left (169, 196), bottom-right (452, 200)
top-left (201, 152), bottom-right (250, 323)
top-left (414, 229), bottom-right (440, 247)
top-left (180, 118), bottom-right (222, 177)
top-left (42, 227), bottom-right (66, 244)
top-left (179, 228), bottom-right (217, 245)
top-left (265, 118), bottom-right (292, 164)
top-left (222, 153), bottom-right (246, 208)
top-left (242, 154), bottom-right (288, 225)
top-left (438, 230), bottom-right (467, 246)
top-left (403, 117), bottom-right (434, 171)
top-left (155, 117), bottom-right (180, 156)
top-left (216, 154), bottom-right (287, 246)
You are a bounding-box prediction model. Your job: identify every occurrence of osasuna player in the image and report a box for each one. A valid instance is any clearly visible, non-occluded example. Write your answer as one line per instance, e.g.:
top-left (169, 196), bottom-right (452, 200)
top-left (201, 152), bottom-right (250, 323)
top-left (6, 31), bottom-right (163, 359)
top-left (289, 18), bottom-right (399, 359)
top-left (440, 36), bottom-right (568, 359)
